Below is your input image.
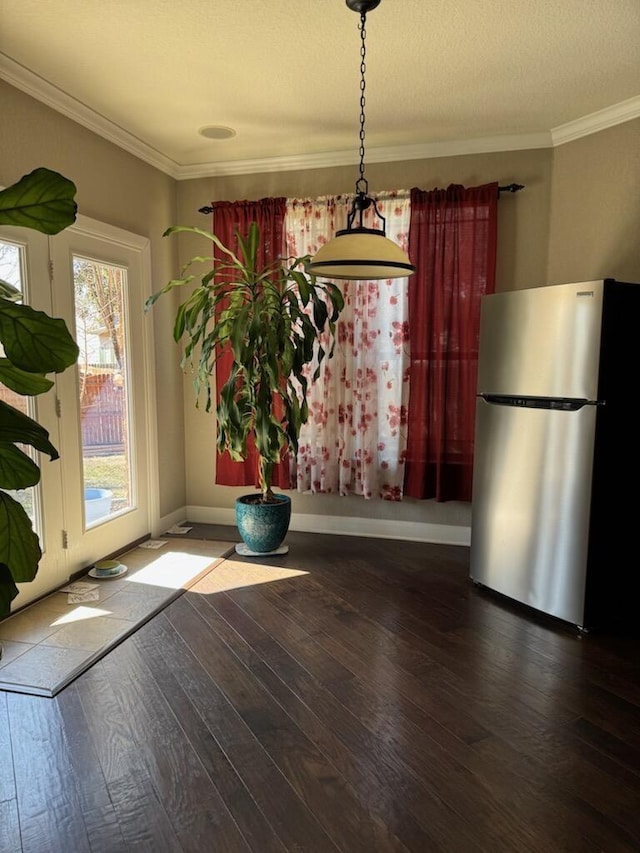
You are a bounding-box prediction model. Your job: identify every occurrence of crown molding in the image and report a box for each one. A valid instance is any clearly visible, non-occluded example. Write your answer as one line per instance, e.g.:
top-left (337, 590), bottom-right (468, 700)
top-left (2, 51), bottom-right (637, 179)
top-left (175, 132), bottom-right (552, 179)
top-left (0, 53), bottom-right (181, 178)
top-left (551, 95), bottom-right (640, 146)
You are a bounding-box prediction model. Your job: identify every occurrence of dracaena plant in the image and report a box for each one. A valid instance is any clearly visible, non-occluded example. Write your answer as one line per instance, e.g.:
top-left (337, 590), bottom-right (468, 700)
top-left (0, 168), bottom-right (79, 617)
top-left (145, 221), bottom-right (344, 501)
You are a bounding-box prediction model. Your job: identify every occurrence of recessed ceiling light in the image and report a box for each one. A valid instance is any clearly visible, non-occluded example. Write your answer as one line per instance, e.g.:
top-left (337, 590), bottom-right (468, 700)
top-left (198, 125), bottom-right (236, 140)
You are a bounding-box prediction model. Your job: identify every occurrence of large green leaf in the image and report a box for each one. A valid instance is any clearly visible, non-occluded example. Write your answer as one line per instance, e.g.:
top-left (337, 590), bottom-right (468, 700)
top-left (0, 444), bottom-right (41, 489)
top-left (0, 359), bottom-right (54, 396)
top-left (0, 563), bottom-right (19, 619)
top-left (0, 299), bottom-right (79, 374)
top-left (0, 492), bottom-right (41, 583)
top-left (0, 168), bottom-right (77, 235)
top-left (0, 401), bottom-right (59, 460)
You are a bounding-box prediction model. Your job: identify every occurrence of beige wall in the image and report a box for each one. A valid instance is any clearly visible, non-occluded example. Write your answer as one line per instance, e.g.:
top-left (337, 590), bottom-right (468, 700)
top-left (0, 81), bottom-right (186, 518)
top-left (547, 119), bottom-right (640, 285)
top-left (6, 71), bottom-right (636, 538)
top-left (176, 147), bottom-right (553, 531)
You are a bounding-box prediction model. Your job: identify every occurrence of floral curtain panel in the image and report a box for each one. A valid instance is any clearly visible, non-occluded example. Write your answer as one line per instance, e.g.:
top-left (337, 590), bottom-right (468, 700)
top-left (285, 192), bottom-right (411, 500)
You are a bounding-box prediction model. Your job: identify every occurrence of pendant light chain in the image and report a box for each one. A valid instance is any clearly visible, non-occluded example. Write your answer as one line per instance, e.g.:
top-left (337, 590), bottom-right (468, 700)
top-left (304, 0), bottom-right (415, 280)
top-left (357, 11), bottom-right (368, 195)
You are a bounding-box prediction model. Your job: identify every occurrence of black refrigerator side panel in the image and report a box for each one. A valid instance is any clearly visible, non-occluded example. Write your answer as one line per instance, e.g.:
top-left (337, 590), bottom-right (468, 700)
top-left (584, 281), bottom-right (640, 631)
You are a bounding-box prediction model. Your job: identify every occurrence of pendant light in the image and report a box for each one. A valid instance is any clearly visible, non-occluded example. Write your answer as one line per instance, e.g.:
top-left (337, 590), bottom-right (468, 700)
top-left (306, 0), bottom-right (415, 281)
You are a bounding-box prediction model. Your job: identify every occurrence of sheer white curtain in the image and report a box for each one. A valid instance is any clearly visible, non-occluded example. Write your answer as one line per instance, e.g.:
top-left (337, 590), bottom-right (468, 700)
top-left (285, 192), bottom-right (411, 500)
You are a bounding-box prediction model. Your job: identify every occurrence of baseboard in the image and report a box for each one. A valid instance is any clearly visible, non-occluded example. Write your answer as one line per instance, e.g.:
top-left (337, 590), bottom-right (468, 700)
top-left (155, 507), bottom-right (189, 538)
top-left (185, 504), bottom-right (471, 546)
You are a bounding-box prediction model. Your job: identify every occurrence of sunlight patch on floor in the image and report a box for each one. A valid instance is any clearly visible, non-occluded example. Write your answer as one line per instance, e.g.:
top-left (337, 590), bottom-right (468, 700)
top-left (51, 606), bottom-right (113, 626)
top-left (190, 558), bottom-right (309, 595)
top-left (124, 551), bottom-right (219, 590)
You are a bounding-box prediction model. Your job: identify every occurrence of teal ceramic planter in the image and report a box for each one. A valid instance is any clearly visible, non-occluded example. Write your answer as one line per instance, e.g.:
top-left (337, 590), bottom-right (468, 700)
top-left (235, 494), bottom-right (291, 553)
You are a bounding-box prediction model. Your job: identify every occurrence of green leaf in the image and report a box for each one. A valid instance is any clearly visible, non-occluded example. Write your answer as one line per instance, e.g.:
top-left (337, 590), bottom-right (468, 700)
top-left (145, 274), bottom-right (196, 313)
top-left (236, 224), bottom-right (258, 277)
top-left (287, 392), bottom-right (301, 436)
top-left (163, 225), bottom-right (242, 266)
top-left (0, 168), bottom-right (77, 235)
top-left (247, 222), bottom-right (260, 261)
top-left (312, 293), bottom-right (328, 330)
top-left (0, 401), bottom-right (59, 460)
top-left (0, 359), bottom-right (54, 396)
top-left (230, 304), bottom-right (249, 362)
top-left (0, 563), bottom-right (19, 619)
top-left (0, 492), bottom-right (42, 583)
top-left (324, 282), bottom-right (345, 318)
top-left (289, 270), bottom-right (311, 306)
top-left (0, 300), bottom-right (79, 373)
top-left (254, 408), bottom-right (272, 460)
top-left (173, 302), bottom-right (188, 341)
top-left (0, 444), bottom-right (41, 489)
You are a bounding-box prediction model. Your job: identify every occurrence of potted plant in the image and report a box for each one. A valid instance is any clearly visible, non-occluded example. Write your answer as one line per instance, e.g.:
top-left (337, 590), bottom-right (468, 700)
top-left (0, 168), bottom-right (79, 621)
top-left (145, 221), bottom-right (344, 554)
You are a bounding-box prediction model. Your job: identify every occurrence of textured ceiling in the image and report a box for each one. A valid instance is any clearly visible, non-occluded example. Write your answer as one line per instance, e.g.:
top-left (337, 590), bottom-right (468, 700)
top-left (1, 0), bottom-right (639, 177)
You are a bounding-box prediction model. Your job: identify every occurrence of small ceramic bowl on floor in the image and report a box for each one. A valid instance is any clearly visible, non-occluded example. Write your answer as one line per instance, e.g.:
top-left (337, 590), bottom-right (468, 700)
top-left (88, 559), bottom-right (128, 579)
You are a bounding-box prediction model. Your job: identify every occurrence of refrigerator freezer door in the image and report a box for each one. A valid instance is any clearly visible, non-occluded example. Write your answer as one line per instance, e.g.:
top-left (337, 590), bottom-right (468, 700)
top-left (477, 281), bottom-right (604, 400)
top-left (470, 397), bottom-right (598, 626)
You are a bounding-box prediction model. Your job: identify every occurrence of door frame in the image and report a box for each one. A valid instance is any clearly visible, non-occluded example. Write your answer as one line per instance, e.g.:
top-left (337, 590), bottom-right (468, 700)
top-left (51, 214), bottom-right (160, 578)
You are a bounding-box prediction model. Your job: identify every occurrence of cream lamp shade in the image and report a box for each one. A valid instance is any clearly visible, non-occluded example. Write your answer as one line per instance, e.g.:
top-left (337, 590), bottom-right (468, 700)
top-left (306, 229), bottom-right (415, 280)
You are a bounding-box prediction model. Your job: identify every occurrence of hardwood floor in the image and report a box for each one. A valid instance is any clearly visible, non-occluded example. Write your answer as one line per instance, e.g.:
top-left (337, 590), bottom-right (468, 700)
top-left (2, 528), bottom-right (639, 852)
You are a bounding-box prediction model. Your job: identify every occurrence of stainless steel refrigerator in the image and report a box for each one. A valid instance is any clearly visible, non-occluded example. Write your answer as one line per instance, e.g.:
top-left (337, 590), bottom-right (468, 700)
top-left (470, 278), bottom-right (640, 631)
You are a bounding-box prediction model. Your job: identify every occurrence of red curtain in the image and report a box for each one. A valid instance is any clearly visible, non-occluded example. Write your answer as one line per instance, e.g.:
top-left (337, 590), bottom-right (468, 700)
top-left (404, 183), bottom-right (498, 501)
top-left (210, 198), bottom-right (290, 488)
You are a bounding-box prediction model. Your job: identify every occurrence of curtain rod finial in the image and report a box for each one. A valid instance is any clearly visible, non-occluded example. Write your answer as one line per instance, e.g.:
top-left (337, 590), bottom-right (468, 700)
top-left (498, 183), bottom-right (524, 195)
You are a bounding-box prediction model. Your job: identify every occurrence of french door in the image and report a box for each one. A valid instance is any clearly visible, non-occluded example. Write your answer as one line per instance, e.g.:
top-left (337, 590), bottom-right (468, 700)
top-left (1, 216), bottom-right (157, 610)
top-left (51, 217), bottom-right (156, 576)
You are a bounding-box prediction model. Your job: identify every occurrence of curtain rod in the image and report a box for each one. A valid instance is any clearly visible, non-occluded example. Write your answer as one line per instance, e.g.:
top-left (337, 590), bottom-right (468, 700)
top-left (198, 183), bottom-right (524, 215)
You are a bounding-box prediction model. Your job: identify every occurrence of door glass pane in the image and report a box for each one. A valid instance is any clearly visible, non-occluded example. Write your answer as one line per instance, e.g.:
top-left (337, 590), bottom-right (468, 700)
top-left (73, 256), bottom-right (134, 527)
top-left (0, 239), bottom-right (43, 535)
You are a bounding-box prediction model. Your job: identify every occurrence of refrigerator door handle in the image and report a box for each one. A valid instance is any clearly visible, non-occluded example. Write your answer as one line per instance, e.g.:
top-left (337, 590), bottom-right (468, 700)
top-left (479, 394), bottom-right (598, 411)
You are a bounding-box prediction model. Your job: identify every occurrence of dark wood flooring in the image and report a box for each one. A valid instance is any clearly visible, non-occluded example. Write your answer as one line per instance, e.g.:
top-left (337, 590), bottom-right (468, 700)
top-left (2, 527), bottom-right (640, 852)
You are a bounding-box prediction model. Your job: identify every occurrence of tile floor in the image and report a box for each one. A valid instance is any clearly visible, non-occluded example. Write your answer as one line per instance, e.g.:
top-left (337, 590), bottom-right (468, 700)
top-left (0, 537), bottom-right (234, 697)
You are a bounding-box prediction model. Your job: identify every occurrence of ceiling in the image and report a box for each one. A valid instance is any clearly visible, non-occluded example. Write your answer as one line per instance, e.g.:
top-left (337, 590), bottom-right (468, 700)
top-left (1, 0), bottom-right (639, 179)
